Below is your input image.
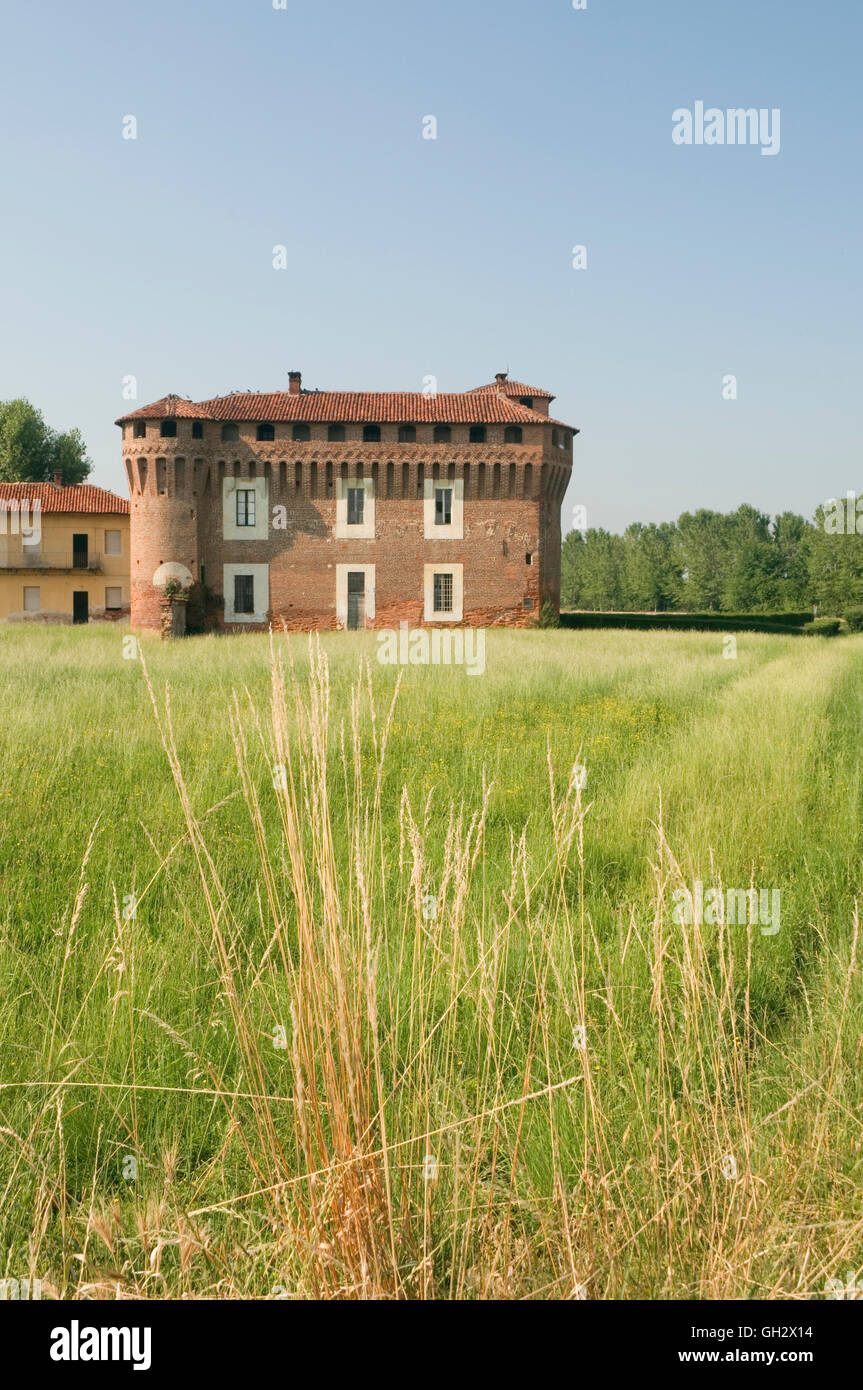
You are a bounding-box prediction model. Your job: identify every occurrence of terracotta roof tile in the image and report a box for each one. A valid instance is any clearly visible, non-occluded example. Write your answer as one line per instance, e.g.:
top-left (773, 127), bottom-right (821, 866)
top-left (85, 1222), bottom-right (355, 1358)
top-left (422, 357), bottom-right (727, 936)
top-left (468, 380), bottom-right (556, 400)
top-left (195, 391), bottom-right (552, 424)
top-left (116, 379), bottom-right (576, 430)
top-left (0, 482), bottom-right (129, 515)
top-left (126, 394), bottom-right (205, 419)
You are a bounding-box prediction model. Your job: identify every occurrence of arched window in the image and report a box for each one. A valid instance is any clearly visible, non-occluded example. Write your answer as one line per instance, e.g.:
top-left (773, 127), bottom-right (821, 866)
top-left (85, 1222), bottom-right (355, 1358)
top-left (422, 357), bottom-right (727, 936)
top-left (328, 424), bottom-right (346, 442)
top-left (363, 425), bottom-right (381, 443)
top-left (433, 425), bottom-right (451, 443)
top-left (469, 425), bottom-right (486, 444)
top-left (398, 425), bottom-right (416, 443)
top-left (222, 423), bottom-right (239, 442)
top-left (133, 421), bottom-right (146, 439)
top-left (257, 423), bottom-right (275, 442)
top-left (160, 419), bottom-right (177, 438)
top-left (504, 426), bottom-right (522, 444)
top-left (292, 424), bottom-right (311, 442)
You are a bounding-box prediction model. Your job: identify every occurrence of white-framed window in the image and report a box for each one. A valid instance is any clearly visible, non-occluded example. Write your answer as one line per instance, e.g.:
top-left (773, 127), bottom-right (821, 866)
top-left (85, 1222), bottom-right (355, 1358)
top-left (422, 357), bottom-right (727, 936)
top-left (223, 563), bottom-right (270, 622)
top-left (335, 476), bottom-right (375, 539)
top-left (104, 529), bottom-right (123, 555)
top-left (223, 478), bottom-right (268, 541)
top-left (423, 477), bottom-right (463, 539)
top-left (236, 489), bottom-right (256, 527)
top-left (105, 586), bottom-right (123, 610)
top-left (423, 564), bottom-right (463, 623)
top-left (23, 586), bottom-right (40, 613)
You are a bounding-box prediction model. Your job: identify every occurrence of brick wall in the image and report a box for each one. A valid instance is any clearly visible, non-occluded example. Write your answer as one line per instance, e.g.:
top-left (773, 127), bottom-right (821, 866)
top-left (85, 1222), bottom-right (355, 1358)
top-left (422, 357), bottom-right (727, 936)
top-left (123, 420), bottom-right (573, 632)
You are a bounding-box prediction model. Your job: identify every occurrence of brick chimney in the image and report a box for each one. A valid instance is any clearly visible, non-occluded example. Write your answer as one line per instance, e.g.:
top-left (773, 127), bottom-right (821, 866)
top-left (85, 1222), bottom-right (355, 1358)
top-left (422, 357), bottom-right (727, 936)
top-left (495, 372), bottom-right (508, 386)
top-left (288, 371), bottom-right (302, 396)
top-left (53, 470), bottom-right (63, 487)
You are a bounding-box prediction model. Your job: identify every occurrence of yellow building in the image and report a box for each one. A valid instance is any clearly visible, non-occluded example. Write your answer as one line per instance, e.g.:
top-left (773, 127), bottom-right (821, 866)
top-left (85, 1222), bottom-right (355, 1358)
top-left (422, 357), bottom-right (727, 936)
top-left (0, 476), bottom-right (129, 623)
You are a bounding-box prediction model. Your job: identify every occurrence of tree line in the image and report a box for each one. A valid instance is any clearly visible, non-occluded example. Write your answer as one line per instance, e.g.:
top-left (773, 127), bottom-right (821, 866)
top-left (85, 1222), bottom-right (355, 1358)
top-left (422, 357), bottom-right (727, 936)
top-left (562, 502), bottom-right (863, 616)
top-left (2, 396), bottom-right (859, 616)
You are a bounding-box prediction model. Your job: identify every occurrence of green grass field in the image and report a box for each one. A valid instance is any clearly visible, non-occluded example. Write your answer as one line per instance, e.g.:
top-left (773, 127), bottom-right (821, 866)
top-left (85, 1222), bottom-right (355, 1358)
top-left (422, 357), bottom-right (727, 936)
top-left (1, 625), bottom-right (861, 1299)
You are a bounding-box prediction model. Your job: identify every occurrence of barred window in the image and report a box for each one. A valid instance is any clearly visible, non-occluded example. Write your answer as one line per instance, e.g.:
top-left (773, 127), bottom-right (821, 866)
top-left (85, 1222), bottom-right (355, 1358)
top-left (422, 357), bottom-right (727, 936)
top-left (347, 487), bottom-right (365, 526)
top-left (234, 575), bottom-right (255, 614)
top-left (433, 572), bottom-right (453, 613)
top-left (434, 487), bottom-right (452, 526)
top-left (236, 489), bottom-right (256, 527)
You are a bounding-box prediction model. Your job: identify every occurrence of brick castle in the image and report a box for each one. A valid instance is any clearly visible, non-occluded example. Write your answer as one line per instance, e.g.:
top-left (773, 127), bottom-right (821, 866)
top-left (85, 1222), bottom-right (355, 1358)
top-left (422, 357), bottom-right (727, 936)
top-left (117, 372), bottom-right (577, 633)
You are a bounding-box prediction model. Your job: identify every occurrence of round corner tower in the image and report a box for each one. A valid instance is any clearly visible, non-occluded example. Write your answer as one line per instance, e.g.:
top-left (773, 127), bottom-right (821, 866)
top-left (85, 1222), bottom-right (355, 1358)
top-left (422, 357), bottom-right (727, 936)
top-left (119, 397), bottom-right (201, 631)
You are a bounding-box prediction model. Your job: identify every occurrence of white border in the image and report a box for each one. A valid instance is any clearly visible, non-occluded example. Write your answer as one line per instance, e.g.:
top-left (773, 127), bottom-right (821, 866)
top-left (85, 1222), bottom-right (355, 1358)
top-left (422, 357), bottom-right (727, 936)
top-left (223, 563), bottom-right (270, 623)
top-left (335, 476), bottom-right (375, 540)
top-left (423, 563), bottom-right (463, 623)
top-left (423, 477), bottom-right (463, 540)
top-left (336, 563), bottom-right (376, 628)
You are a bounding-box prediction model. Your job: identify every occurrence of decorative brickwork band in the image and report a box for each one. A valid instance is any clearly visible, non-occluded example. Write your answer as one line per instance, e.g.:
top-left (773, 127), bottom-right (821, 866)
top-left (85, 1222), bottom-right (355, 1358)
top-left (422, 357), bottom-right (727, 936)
top-left (119, 372), bottom-right (577, 634)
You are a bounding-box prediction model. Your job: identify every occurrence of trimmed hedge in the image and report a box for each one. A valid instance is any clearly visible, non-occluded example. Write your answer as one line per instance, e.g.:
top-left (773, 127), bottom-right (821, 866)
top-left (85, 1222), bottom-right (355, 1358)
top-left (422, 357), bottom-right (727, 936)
top-left (802, 619), bottom-right (842, 636)
top-left (560, 612), bottom-right (814, 635)
top-left (674, 611), bottom-right (812, 627)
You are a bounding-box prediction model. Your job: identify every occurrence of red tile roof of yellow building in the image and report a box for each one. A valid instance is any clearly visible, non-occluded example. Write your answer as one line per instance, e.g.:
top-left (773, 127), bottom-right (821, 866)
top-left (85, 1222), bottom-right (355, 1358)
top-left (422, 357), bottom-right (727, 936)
top-left (0, 482), bottom-right (129, 514)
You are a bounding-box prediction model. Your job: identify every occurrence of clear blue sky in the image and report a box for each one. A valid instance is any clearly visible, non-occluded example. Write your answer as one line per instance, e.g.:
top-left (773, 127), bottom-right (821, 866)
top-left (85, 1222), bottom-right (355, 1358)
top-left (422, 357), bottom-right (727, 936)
top-left (1, 0), bottom-right (860, 533)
